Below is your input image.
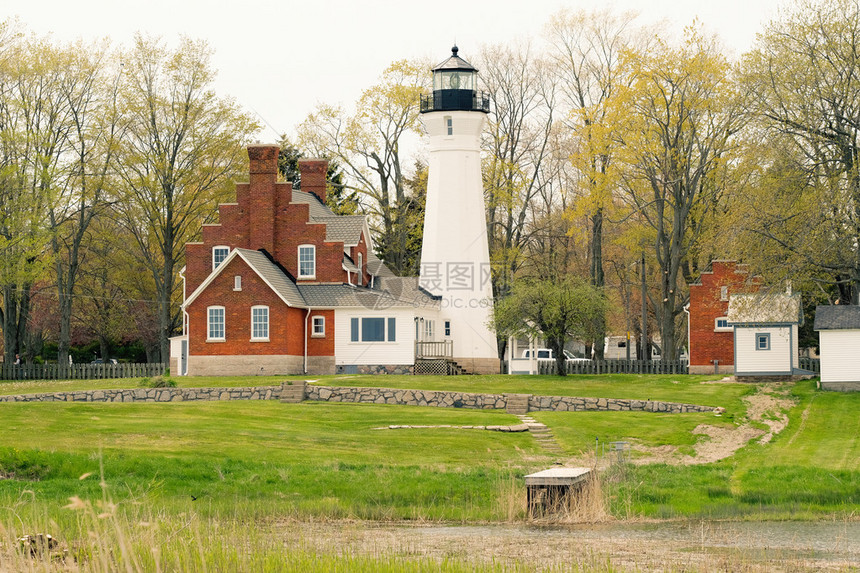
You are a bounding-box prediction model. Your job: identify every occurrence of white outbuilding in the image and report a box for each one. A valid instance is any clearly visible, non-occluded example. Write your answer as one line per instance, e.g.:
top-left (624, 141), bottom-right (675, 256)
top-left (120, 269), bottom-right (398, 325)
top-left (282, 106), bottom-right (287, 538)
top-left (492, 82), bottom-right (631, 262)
top-left (726, 292), bottom-right (803, 378)
top-left (813, 305), bottom-right (860, 391)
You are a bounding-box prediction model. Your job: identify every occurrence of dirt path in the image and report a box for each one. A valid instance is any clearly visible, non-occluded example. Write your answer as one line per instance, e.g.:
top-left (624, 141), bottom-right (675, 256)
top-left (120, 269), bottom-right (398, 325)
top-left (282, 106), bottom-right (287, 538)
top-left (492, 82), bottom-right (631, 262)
top-left (625, 382), bottom-right (797, 466)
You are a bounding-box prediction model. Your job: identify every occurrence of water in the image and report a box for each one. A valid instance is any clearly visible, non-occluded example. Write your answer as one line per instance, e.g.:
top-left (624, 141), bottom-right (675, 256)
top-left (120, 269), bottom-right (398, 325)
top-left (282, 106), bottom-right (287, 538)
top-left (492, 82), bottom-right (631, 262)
top-left (414, 521), bottom-right (860, 565)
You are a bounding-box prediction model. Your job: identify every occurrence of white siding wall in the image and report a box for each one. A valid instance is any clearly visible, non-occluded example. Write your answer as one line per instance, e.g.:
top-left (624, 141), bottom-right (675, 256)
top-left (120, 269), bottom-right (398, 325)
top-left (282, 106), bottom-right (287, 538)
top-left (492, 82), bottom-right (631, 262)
top-left (735, 325), bottom-right (793, 375)
top-left (334, 308), bottom-right (417, 365)
top-left (819, 330), bottom-right (860, 383)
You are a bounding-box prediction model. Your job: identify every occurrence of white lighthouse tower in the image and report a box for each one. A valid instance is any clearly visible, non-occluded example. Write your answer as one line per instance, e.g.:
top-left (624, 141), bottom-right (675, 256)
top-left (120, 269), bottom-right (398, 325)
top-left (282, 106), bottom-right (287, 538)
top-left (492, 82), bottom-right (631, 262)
top-left (419, 46), bottom-right (499, 374)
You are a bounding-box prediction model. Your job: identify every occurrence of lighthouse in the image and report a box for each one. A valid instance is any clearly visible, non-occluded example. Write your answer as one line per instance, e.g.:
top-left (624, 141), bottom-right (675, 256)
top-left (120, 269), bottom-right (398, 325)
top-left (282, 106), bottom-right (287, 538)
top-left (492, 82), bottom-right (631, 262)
top-left (418, 46), bottom-right (499, 374)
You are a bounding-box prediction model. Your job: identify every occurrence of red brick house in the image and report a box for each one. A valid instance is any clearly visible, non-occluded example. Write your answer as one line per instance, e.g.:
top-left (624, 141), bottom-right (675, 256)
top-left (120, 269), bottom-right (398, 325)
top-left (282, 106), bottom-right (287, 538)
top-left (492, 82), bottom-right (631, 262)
top-left (687, 260), bottom-right (761, 374)
top-left (170, 144), bottom-right (438, 376)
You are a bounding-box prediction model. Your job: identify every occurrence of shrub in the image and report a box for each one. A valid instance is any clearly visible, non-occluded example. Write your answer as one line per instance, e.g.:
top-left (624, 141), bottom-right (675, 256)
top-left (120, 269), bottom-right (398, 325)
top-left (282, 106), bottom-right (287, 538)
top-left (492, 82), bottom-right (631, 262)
top-left (139, 376), bottom-right (177, 388)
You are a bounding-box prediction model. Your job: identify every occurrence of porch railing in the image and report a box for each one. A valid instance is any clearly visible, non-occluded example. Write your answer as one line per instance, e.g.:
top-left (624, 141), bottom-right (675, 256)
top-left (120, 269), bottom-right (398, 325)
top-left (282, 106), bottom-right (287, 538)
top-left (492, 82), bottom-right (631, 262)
top-left (416, 340), bottom-right (453, 359)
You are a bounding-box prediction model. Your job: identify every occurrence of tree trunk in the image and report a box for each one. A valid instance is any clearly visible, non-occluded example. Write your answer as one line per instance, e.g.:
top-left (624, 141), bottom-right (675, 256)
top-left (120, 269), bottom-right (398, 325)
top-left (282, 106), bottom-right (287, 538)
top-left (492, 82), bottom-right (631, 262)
top-left (2, 286), bottom-right (19, 364)
top-left (590, 208), bottom-right (606, 360)
top-left (550, 337), bottom-right (567, 377)
top-left (3, 284), bottom-right (32, 364)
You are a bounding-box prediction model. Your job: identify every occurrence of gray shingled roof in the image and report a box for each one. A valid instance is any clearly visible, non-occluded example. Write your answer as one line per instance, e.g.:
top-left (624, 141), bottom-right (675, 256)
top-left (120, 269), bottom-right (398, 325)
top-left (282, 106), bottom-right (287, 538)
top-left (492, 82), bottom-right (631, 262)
top-left (727, 292), bottom-right (802, 325)
top-left (342, 254), bottom-right (358, 273)
top-left (298, 283), bottom-right (428, 309)
top-left (234, 248), bottom-right (305, 307)
top-left (367, 251), bottom-right (395, 277)
top-left (292, 190), bottom-right (336, 220)
top-left (317, 216), bottom-right (365, 245)
top-left (814, 305), bottom-right (860, 330)
top-left (375, 276), bottom-right (440, 309)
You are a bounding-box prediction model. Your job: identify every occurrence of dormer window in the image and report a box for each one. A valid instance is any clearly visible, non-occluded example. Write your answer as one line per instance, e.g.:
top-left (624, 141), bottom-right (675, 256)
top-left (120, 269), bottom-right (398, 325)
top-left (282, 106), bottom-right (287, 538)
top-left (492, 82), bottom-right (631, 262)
top-left (212, 246), bottom-right (229, 270)
top-left (298, 245), bottom-right (316, 279)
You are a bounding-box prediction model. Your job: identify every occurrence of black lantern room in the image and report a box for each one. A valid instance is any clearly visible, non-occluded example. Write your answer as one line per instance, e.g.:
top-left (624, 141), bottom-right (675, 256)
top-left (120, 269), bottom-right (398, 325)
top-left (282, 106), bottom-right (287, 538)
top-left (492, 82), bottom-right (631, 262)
top-left (420, 46), bottom-right (490, 114)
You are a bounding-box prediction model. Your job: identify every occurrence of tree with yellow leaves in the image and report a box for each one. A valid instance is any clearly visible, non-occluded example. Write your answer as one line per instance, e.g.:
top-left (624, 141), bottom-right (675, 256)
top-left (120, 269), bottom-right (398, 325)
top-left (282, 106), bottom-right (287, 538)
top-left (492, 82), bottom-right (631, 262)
top-left (607, 26), bottom-right (746, 361)
top-left (297, 60), bottom-right (428, 275)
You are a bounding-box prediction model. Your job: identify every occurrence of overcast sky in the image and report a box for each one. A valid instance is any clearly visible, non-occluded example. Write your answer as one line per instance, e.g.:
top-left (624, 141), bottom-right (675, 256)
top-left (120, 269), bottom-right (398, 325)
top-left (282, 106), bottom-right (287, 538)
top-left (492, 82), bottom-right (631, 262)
top-left (4, 0), bottom-right (788, 142)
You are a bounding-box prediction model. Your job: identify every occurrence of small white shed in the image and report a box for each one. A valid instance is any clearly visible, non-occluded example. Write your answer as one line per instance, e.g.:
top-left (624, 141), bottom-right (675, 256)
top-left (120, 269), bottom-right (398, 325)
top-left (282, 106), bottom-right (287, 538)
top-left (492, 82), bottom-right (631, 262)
top-left (727, 292), bottom-right (802, 377)
top-left (813, 305), bottom-right (860, 391)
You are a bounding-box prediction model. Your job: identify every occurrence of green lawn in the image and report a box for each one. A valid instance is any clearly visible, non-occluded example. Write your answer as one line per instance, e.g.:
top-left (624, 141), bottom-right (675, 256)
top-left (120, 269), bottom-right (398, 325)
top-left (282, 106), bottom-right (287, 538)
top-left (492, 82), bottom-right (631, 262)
top-left (0, 375), bottom-right (857, 526)
top-left (737, 380), bottom-right (860, 470)
top-left (1, 400), bottom-right (539, 523)
top-left (605, 380), bottom-right (860, 519)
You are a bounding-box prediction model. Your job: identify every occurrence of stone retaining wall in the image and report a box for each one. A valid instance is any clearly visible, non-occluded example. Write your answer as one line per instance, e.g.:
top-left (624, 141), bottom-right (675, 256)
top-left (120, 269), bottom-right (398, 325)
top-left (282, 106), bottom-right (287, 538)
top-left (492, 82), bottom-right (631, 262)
top-left (0, 386), bottom-right (282, 403)
top-left (527, 394), bottom-right (714, 414)
top-left (305, 385), bottom-right (506, 409)
top-left (0, 382), bottom-right (717, 414)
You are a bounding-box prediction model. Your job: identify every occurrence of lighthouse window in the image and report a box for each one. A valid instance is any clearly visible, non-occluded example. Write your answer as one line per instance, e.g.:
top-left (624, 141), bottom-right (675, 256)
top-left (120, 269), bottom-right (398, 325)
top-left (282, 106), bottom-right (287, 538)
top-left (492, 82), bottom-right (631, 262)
top-left (446, 116), bottom-right (453, 135)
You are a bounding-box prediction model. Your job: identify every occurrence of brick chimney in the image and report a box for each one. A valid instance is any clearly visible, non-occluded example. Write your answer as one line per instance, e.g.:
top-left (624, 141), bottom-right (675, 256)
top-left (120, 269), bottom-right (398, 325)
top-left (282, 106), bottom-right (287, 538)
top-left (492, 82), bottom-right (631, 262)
top-left (247, 144), bottom-right (279, 253)
top-left (299, 159), bottom-right (328, 204)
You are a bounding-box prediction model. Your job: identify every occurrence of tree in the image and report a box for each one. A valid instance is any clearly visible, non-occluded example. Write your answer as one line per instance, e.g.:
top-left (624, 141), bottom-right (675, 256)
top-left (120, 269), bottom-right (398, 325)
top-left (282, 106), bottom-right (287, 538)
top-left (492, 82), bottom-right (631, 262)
top-left (297, 59), bottom-right (428, 275)
top-left (607, 27), bottom-right (745, 360)
top-left (741, 0), bottom-right (860, 302)
top-left (546, 8), bottom-right (648, 359)
top-left (492, 276), bottom-right (609, 376)
top-left (480, 41), bottom-right (558, 304)
top-left (47, 40), bottom-right (121, 366)
top-left (0, 26), bottom-right (63, 364)
top-left (277, 137), bottom-right (357, 215)
top-left (114, 35), bottom-right (258, 363)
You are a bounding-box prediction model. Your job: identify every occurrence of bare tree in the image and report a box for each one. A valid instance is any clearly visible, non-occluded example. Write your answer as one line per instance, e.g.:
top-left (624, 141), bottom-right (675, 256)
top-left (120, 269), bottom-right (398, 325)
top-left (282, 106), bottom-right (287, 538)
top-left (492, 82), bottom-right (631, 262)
top-left (114, 35), bottom-right (258, 362)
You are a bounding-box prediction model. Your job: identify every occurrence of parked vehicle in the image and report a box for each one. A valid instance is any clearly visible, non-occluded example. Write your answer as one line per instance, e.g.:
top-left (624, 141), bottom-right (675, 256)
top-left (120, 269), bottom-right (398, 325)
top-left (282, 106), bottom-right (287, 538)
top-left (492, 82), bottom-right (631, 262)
top-left (523, 348), bottom-right (593, 363)
top-left (562, 350), bottom-right (592, 364)
top-left (91, 358), bottom-right (118, 365)
top-left (522, 348), bottom-right (553, 360)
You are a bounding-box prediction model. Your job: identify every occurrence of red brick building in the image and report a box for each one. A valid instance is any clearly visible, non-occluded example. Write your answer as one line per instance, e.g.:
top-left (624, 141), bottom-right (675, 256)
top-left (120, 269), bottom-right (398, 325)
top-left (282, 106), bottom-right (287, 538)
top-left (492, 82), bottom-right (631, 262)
top-left (687, 261), bottom-right (760, 374)
top-left (171, 144), bottom-right (438, 376)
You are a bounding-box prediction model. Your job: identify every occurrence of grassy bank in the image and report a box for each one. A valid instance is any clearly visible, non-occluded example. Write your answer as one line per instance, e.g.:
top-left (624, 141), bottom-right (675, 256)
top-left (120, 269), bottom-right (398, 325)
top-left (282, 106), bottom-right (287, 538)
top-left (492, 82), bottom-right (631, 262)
top-left (1, 375), bottom-right (858, 570)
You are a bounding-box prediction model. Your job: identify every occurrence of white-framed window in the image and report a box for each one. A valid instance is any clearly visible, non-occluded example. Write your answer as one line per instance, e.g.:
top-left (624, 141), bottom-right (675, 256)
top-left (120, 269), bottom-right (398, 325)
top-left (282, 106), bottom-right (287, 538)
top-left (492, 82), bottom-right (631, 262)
top-left (233, 275), bottom-right (242, 291)
top-left (212, 246), bottom-right (230, 270)
top-left (714, 317), bottom-right (731, 332)
top-left (357, 252), bottom-right (363, 285)
top-left (756, 332), bottom-right (771, 351)
top-left (251, 306), bottom-right (269, 341)
top-left (298, 244), bottom-right (316, 279)
top-left (207, 306), bottom-right (225, 341)
top-left (444, 320), bottom-right (451, 337)
top-left (350, 317), bottom-right (396, 342)
top-left (446, 116), bottom-right (453, 136)
top-left (720, 286), bottom-right (729, 301)
top-left (424, 320), bottom-right (434, 340)
top-left (312, 316), bottom-right (325, 337)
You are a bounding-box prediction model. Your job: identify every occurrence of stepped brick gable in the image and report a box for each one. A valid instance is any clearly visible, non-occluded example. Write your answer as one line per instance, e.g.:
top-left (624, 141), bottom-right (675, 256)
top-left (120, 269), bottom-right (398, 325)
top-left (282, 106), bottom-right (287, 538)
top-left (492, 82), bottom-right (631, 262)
top-left (688, 261), bottom-right (760, 374)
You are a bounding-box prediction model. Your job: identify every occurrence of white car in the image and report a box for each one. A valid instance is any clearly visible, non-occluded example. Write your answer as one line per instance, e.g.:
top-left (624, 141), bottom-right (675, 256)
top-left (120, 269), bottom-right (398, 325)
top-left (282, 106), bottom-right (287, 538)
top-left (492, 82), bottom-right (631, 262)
top-left (522, 348), bottom-right (593, 363)
top-left (522, 348), bottom-right (554, 360)
top-left (563, 350), bottom-right (592, 364)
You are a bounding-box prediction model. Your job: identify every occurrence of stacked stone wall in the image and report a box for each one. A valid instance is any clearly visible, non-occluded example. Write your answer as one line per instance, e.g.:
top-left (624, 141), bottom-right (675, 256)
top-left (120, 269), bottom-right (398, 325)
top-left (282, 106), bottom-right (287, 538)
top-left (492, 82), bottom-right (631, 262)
top-left (0, 386), bottom-right (282, 403)
top-left (527, 394), bottom-right (714, 414)
top-left (0, 383), bottom-right (718, 414)
top-left (305, 385), bottom-right (506, 409)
